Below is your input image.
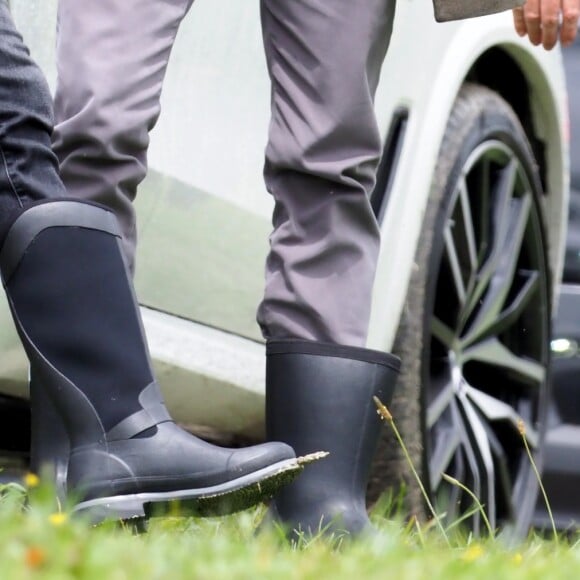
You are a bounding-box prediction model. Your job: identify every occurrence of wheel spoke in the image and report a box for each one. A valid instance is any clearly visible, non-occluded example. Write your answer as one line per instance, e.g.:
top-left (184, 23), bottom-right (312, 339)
top-left (465, 270), bottom-right (539, 346)
top-left (431, 316), bottom-right (455, 348)
top-left (457, 387), bottom-right (497, 531)
top-left (459, 179), bottom-right (479, 276)
top-left (429, 424), bottom-right (462, 489)
top-left (489, 156), bottom-right (518, 250)
top-left (444, 223), bottom-right (467, 304)
top-left (443, 179), bottom-right (479, 302)
top-left (446, 447), bottom-right (465, 520)
top-left (426, 379), bottom-right (455, 428)
top-left (481, 420), bottom-right (516, 523)
top-left (465, 384), bottom-right (539, 448)
top-left (462, 194), bottom-right (532, 346)
top-left (461, 159), bottom-right (518, 326)
top-left (461, 337), bottom-right (545, 387)
top-left (456, 406), bottom-right (483, 536)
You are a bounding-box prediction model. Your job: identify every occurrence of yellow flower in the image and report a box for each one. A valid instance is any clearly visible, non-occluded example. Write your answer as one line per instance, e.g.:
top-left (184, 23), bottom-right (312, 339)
top-left (48, 512), bottom-right (68, 526)
top-left (462, 544), bottom-right (484, 562)
top-left (512, 552), bottom-right (523, 565)
top-left (23, 473), bottom-right (40, 488)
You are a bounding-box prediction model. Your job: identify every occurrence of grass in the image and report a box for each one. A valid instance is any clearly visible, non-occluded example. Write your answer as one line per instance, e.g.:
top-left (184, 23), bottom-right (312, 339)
top-left (0, 398), bottom-right (571, 578)
top-left (0, 478), bottom-right (578, 579)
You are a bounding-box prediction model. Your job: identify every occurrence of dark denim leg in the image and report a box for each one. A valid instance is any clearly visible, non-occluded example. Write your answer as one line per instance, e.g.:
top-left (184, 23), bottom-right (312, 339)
top-left (0, 1), bottom-right (66, 238)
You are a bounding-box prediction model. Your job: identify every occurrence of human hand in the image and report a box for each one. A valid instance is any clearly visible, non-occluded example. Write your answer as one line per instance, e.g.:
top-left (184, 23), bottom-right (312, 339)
top-left (513, 0), bottom-right (580, 50)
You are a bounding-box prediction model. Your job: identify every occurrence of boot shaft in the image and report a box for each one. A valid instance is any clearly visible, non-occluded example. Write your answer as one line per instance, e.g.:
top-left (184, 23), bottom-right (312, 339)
top-left (266, 339), bottom-right (400, 537)
top-left (0, 201), bottom-right (157, 445)
top-left (266, 340), bottom-right (400, 492)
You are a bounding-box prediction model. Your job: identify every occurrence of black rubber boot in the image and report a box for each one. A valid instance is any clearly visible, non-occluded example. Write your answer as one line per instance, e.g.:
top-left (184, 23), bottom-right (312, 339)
top-left (266, 339), bottom-right (400, 541)
top-left (0, 201), bottom-right (309, 523)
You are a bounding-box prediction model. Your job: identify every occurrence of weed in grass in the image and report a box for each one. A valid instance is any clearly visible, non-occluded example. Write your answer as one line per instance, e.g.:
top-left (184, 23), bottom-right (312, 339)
top-left (518, 418), bottom-right (558, 544)
top-left (441, 473), bottom-right (494, 538)
top-left (374, 396), bottom-right (450, 547)
top-left (0, 477), bottom-right (574, 578)
top-left (0, 401), bottom-right (569, 577)
top-left (374, 390), bottom-right (565, 551)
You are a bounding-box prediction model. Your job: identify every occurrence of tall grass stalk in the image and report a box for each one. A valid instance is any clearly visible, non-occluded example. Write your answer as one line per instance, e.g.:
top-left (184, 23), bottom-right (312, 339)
top-left (373, 396), bottom-right (450, 547)
top-left (518, 419), bottom-right (558, 543)
top-left (440, 473), bottom-right (494, 537)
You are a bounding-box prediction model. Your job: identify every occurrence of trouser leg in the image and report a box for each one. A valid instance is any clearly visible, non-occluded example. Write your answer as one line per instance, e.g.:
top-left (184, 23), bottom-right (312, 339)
top-left (0, 0), bottom-right (65, 236)
top-left (53, 0), bottom-right (193, 271)
top-left (257, 0), bottom-right (397, 347)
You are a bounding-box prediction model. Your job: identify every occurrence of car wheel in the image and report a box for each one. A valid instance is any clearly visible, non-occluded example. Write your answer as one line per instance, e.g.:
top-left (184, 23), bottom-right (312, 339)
top-left (369, 83), bottom-right (551, 538)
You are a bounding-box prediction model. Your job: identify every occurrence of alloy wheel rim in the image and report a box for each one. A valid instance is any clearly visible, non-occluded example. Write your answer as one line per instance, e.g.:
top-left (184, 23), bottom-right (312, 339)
top-left (425, 139), bottom-right (549, 534)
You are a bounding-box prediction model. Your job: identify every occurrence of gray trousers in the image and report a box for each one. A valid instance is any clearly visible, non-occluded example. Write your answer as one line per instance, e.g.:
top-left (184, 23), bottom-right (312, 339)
top-left (53, 0), bottom-right (396, 347)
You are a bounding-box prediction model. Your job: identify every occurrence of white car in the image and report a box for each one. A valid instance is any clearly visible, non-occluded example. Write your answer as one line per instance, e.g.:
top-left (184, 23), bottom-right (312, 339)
top-left (4, 0), bottom-right (569, 536)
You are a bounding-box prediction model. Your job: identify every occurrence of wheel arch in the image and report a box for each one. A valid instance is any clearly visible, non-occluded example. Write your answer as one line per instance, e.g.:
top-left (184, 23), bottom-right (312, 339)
top-left (466, 48), bottom-right (545, 189)
top-left (370, 41), bottom-right (568, 353)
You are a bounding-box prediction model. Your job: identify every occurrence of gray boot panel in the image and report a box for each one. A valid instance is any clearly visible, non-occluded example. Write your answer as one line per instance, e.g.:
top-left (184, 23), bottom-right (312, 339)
top-left (0, 200), bottom-right (120, 283)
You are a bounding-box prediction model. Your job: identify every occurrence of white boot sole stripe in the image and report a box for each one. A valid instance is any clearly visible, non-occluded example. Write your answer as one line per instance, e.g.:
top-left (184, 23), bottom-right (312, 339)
top-left (73, 453), bottom-right (325, 522)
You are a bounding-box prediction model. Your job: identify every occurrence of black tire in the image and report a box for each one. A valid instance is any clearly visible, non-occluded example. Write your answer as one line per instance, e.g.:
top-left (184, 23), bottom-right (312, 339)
top-left (369, 83), bottom-right (551, 538)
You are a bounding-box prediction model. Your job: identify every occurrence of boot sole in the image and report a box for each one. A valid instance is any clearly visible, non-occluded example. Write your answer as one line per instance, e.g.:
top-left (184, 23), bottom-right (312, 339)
top-left (73, 453), bottom-right (325, 524)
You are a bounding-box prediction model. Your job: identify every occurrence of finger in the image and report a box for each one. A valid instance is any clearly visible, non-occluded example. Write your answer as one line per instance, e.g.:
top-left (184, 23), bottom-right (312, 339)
top-left (539, 0), bottom-right (560, 49)
top-left (560, 0), bottom-right (580, 46)
top-left (523, 0), bottom-right (542, 45)
top-left (513, 7), bottom-right (528, 36)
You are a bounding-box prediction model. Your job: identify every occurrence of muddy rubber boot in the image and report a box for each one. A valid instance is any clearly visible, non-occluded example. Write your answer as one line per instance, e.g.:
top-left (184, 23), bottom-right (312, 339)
top-left (432, 0), bottom-right (524, 21)
top-left (0, 200), bottom-right (311, 523)
top-left (266, 340), bottom-right (400, 541)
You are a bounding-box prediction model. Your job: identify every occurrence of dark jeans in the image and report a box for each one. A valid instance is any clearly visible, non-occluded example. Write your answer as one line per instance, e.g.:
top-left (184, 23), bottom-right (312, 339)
top-left (0, 1), bottom-right (65, 239)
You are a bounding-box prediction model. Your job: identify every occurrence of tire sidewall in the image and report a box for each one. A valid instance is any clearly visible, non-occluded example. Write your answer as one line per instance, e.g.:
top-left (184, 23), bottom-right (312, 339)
top-left (369, 83), bottom-right (551, 538)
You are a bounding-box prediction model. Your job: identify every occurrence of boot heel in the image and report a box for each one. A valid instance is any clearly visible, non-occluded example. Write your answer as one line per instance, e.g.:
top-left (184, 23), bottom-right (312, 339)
top-left (74, 495), bottom-right (147, 524)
